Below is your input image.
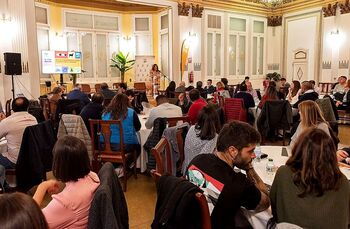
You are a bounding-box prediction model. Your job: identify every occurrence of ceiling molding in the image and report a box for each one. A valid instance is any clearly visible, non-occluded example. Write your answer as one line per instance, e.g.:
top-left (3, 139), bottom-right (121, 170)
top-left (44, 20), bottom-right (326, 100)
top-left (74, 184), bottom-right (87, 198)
top-left (340, 0), bottom-right (350, 14)
top-left (192, 4), bottom-right (204, 17)
top-left (178, 2), bottom-right (191, 16)
top-left (267, 15), bottom-right (282, 26)
top-left (322, 2), bottom-right (338, 17)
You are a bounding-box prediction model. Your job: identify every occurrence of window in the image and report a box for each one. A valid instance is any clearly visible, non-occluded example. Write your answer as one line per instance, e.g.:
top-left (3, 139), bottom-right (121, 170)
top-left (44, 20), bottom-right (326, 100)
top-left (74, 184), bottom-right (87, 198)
top-left (35, 6), bottom-right (48, 25)
top-left (133, 15), bottom-right (152, 55)
top-left (160, 12), bottom-right (170, 81)
top-left (64, 10), bottom-right (121, 82)
top-left (252, 20), bottom-right (266, 76)
top-left (206, 13), bottom-right (223, 80)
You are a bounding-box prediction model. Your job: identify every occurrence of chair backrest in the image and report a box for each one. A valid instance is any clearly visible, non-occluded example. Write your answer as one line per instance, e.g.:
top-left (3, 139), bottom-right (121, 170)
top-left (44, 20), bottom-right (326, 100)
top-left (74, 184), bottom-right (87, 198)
top-left (151, 137), bottom-right (172, 175)
top-left (176, 126), bottom-right (186, 173)
top-left (89, 119), bottom-right (125, 156)
top-left (134, 82), bottom-right (146, 90)
top-left (167, 116), bottom-right (189, 127)
top-left (224, 98), bottom-right (247, 122)
top-left (195, 192), bottom-right (212, 229)
top-left (316, 97), bottom-right (336, 122)
top-left (5, 99), bottom-right (12, 117)
top-left (81, 84), bottom-right (91, 94)
top-left (94, 84), bottom-right (101, 93)
top-left (39, 98), bottom-right (50, 120)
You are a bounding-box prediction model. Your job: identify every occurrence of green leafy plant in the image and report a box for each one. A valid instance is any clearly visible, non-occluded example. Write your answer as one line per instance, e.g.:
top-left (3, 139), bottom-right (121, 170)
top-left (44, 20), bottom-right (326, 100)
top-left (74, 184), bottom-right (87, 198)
top-left (110, 51), bottom-right (135, 83)
top-left (266, 72), bottom-right (281, 81)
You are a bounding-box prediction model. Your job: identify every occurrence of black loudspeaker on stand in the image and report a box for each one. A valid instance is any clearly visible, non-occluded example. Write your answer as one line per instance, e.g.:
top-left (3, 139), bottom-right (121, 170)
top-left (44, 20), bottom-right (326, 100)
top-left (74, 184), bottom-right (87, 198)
top-left (4, 52), bottom-right (22, 99)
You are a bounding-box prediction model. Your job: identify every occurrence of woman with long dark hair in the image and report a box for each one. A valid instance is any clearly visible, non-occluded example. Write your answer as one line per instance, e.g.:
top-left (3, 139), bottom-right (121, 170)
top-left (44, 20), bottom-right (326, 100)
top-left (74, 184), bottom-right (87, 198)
top-left (150, 64), bottom-right (160, 96)
top-left (287, 80), bottom-right (301, 104)
top-left (270, 128), bottom-right (350, 228)
top-left (102, 93), bottom-right (141, 152)
top-left (182, 105), bottom-right (221, 174)
top-left (165, 81), bottom-right (176, 98)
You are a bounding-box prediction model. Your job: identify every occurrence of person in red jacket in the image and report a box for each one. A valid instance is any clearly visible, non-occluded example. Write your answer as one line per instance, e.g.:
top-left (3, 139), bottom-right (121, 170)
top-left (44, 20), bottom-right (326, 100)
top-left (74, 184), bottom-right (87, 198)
top-left (187, 89), bottom-right (207, 125)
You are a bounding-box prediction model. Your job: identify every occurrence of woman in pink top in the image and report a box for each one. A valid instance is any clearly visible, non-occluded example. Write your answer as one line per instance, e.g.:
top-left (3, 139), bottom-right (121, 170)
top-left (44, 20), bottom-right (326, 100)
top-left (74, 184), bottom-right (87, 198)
top-left (33, 136), bottom-right (100, 229)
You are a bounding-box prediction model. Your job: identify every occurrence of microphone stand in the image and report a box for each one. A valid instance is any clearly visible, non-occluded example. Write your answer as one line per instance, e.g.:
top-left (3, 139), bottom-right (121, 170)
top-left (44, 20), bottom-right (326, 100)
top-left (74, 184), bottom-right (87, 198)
top-left (159, 70), bottom-right (170, 90)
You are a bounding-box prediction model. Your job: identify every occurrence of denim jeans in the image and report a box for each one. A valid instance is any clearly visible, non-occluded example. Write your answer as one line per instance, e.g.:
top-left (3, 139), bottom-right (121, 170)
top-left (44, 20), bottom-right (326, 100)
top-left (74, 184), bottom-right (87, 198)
top-left (0, 155), bottom-right (16, 188)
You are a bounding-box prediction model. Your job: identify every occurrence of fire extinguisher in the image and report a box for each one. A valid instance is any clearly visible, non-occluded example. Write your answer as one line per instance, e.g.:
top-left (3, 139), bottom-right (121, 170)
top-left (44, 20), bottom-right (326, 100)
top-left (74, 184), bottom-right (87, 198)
top-left (189, 71), bottom-right (194, 84)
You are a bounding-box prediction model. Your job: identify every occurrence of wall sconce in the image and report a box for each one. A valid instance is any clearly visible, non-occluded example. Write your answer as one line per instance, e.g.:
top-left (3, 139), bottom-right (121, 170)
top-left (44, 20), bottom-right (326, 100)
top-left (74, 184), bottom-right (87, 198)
top-left (0, 13), bottom-right (11, 23)
top-left (328, 29), bottom-right (345, 49)
top-left (180, 32), bottom-right (197, 81)
top-left (123, 36), bottom-right (132, 41)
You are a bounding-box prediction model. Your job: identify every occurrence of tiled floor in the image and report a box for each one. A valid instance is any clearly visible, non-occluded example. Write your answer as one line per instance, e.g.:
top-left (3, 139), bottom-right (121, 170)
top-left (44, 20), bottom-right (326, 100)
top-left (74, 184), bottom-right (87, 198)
top-left (125, 125), bottom-right (350, 228)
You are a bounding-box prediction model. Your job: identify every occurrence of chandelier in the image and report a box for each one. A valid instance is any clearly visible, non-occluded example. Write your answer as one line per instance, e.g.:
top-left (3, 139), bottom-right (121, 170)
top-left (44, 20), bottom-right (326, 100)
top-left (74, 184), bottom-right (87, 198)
top-left (260, 0), bottom-right (292, 8)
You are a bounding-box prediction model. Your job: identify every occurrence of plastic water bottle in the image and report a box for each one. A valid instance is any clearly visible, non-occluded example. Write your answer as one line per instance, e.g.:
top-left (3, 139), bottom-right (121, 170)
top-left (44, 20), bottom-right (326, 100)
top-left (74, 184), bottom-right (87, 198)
top-left (254, 144), bottom-right (262, 162)
top-left (266, 158), bottom-right (274, 173)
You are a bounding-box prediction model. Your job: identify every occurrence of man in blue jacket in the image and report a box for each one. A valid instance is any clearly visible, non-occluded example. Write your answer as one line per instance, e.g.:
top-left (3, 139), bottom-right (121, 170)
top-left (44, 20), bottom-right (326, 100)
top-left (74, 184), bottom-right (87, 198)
top-left (67, 84), bottom-right (90, 107)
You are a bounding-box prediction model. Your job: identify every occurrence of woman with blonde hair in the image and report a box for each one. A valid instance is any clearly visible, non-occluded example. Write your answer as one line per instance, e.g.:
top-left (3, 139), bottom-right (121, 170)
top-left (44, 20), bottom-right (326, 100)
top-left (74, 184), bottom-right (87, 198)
top-left (290, 100), bottom-right (330, 148)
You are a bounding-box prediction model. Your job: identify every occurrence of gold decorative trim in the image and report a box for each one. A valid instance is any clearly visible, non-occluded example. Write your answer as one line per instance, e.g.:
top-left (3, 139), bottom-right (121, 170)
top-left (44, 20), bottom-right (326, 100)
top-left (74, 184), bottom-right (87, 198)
top-left (267, 15), bottom-right (282, 26)
top-left (178, 2), bottom-right (190, 16)
top-left (340, 0), bottom-right (350, 14)
top-left (322, 2), bottom-right (338, 17)
top-left (192, 4), bottom-right (204, 18)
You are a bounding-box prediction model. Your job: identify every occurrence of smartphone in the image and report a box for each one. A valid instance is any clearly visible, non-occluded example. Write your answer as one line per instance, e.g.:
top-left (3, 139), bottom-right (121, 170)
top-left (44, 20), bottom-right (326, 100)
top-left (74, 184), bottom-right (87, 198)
top-left (281, 147), bottom-right (288, 157)
top-left (260, 153), bottom-right (268, 159)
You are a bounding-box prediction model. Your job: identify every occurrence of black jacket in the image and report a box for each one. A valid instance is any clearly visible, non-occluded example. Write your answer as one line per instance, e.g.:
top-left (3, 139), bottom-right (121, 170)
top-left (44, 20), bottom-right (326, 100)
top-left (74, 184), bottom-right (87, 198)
top-left (16, 121), bottom-right (56, 192)
top-left (257, 100), bottom-right (293, 138)
top-left (234, 92), bottom-right (255, 108)
top-left (100, 88), bottom-right (116, 100)
top-left (152, 175), bottom-right (202, 229)
top-left (88, 162), bottom-right (128, 229)
top-left (80, 102), bottom-right (104, 132)
top-left (144, 118), bottom-right (167, 170)
top-left (293, 91), bottom-right (319, 108)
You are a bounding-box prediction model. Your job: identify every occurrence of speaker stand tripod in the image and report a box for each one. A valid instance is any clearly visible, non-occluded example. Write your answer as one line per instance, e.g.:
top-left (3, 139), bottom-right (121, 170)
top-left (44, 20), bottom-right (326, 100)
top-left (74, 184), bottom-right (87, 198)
top-left (11, 74), bottom-right (15, 99)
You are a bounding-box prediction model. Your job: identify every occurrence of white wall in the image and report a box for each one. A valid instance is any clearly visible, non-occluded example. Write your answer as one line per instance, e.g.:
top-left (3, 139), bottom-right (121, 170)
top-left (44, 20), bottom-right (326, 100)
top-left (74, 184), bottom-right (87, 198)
top-left (0, 0), bottom-right (40, 106)
top-left (321, 12), bottom-right (350, 82)
top-left (283, 9), bottom-right (322, 83)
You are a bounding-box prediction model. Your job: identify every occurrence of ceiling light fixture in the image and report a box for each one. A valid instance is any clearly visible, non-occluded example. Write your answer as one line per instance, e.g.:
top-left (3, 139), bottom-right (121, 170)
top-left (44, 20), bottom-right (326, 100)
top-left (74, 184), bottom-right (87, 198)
top-left (260, 0), bottom-right (293, 8)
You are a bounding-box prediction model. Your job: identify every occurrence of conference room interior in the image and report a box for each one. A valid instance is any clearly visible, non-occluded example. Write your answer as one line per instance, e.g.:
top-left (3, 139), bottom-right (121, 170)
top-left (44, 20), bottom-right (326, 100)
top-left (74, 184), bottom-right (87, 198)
top-left (1, 0), bottom-right (350, 228)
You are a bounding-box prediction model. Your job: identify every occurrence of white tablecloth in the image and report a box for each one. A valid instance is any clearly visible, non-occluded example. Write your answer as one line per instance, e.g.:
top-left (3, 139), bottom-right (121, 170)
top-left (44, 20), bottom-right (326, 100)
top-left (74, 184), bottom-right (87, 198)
top-left (136, 114), bottom-right (151, 173)
top-left (252, 146), bottom-right (350, 186)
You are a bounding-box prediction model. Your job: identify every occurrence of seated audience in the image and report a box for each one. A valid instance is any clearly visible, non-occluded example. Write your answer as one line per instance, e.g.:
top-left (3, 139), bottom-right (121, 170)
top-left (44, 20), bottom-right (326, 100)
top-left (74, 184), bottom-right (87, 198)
top-left (126, 90), bottom-right (143, 114)
top-left (246, 81), bottom-right (259, 102)
top-left (187, 121), bottom-right (270, 228)
top-left (175, 92), bottom-right (192, 115)
top-left (182, 105), bottom-right (220, 174)
top-left (215, 81), bottom-right (230, 98)
top-left (309, 80), bottom-right (320, 94)
top-left (258, 84), bottom-right (279, 109)
top-left (280, 77), bottom-right (290, 89)
top-left (67, 84), bottom-right (90, 107)
top-left (196, 81), bottom-right (206, 98)
top-left (290, 100), bottom-right (330, 148)
top-left (287, 80), bottom-right (301, 104)
top-left (0, 97), bottom-right (37, 191)
top-left (204, 79), bottom-right (216, 95)
top-left (335, 79), bottom-right (350, 111)
top-left (293, 81), bottom-right (319, 109)
top-left (234, 83), bottom-right (255, 109)
top-left (117, 83), bottom-right (127, 94)
top-left (333, 75), bottom-right (347, 95)
top-left (49, 87), bottom-right (63, 103)
top-left (270, 128), bottom-right (350, 229)
top-left (175, 81), bottom-right (186, 93)
top-left (165, 81), bottom-right (176, 98)
top-left (102, 93), bottom-right (141, 153)
top-left (33, 136), bottom-right (100, 228)
top-left (241, 76), bottom-right (250, 85)
top-left (263, 77), bottom-right (270, 92)
top-left (145, 95), bottom-right (182, 129)
top-left (100, 82), bottom-right (116, 99)
top-left (80, 93), bottom-right (104, 132)
top-left (0, 192), bottom-right (48, 228)
top-left (221, 77), bottom-right (229, 90)
top-left (187, 89), bottom-right (207, 124)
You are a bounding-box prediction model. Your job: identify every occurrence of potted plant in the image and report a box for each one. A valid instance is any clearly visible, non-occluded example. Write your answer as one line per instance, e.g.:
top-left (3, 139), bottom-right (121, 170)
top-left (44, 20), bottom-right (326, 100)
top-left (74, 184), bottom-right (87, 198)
top-left (70, 74), bottom-right (77, 85)
top-left (111, 51), bottom-right (135, 83)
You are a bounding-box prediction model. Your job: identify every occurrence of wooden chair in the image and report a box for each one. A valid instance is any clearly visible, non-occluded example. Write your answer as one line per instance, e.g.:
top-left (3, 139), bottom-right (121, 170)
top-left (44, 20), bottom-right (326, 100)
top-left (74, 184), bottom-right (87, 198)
top-left (39, 98), bottom-right (50, 121)
top-left (151, 137), bottom-right (172, 175)
top-left (176, 126), bottom-right (187, 173)
top-left (5, 99), bottom-right (11, 117)
top-left (94, 84), bottom-right (101, 93)
top-left (134, 82), bottom-right (146, 90)
top-left (89, 119), bottom-right (137, 191)
top-left (195, 192), bottom-right (212, 229)
top-left (150, 170), bottom-right (212, 229)
top-left (81, 84), bottom-right (91, 94)
top-left (167, 116), bottom-right (189, 127)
